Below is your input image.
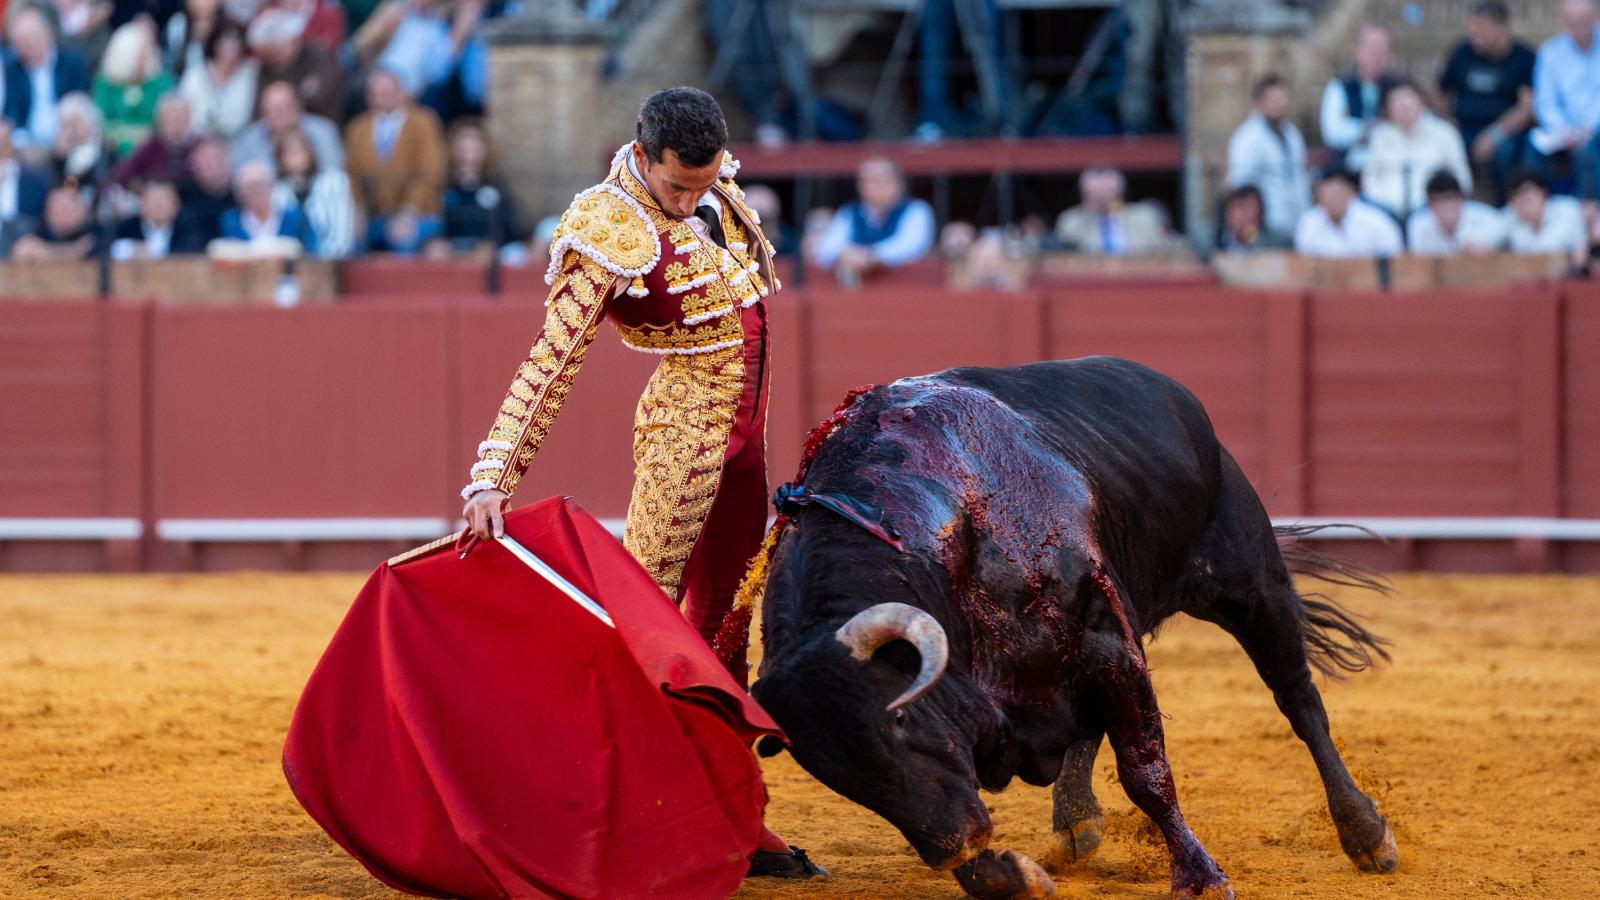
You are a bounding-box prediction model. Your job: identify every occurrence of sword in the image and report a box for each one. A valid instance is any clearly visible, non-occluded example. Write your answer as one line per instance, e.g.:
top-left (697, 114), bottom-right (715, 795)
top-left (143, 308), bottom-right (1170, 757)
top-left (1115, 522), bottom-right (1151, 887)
top-left (494, 533), bottom-right (616, 629)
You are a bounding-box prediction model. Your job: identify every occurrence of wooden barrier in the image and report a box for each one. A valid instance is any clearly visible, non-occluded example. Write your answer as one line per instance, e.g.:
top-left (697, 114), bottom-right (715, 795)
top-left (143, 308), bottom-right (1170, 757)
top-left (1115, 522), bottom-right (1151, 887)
top-left (112, 258), bottom-right (338, 304)
top-left (3, 284), bottom-right (1600, 572)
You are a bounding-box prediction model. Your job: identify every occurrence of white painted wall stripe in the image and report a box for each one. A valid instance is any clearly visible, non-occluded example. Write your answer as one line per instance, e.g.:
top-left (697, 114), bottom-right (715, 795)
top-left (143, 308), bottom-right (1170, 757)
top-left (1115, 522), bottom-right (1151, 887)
top-left (155, 518), bottom-right (453, 541)
top-left (0, 518), bottom-right (144, 540)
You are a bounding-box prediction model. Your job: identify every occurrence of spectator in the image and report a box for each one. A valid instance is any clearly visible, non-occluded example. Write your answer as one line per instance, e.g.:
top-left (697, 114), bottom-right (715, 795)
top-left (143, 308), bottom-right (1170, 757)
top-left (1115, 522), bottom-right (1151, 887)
top-left (1438, 1), bottom-right (1535, 202)
top-left (1530, 0), bottom-right (1600, 202)
top-left (1225, 74), bottom-right (1310, 237)
top-left (177, 19), bottom-right (258, 139)
top-left (52, 0), bottom-right (113, 64)
top-left (1217, 184), bottom-right (1292, 252)
top-left (1320, 24), bottom-right (1400, 170)
top-left (0, 119), bottom-right (54, 223)
top-left (94, 21), bottom-right (174, 156)
top-left (4, 7), bottom-right (94, 151)
top-left (164, 0), bottom-right (222, 74)
top-left (1294, 167), bottom-right (1404, 258)
top-left (425, 117), bottom-right (519, 260)
top-left (111, 178), bottom-right (205, 258)
top-left (1406, 170), bottom-right (1506, 255)
top-left (176, 133), bottom-right (234, 244)
top-left (11, 185), bottom-right (103, 259)
top-left (1054, 165), bottom-right (1172, 255)
top-left (249, 7), bottom-right (342, 122)
top-left (1504, 169), bottom-right (1590, 265)
top-left (232, 80), bottom-right (344, 171)
top-left (962, 228), bottom-right (1023, 291)
top-left (1362, 80), bottom-right (1473, 219)
top-left (271, 126), bottom-right (355, 258)
top-left (741, 183), bottom-right (788, 254)
top-left (49, 93), bottom-right (112, 195)
top-left (111, 94), bottom-right (195, 188)
top-left (214, 158), bottom-right (316, 255)
top-left (353, 0), bottom-right (488, 121)
top-left (345, 67), bottom-right (446, 253)
top-left (810, 156), bottom-right (935, 282)
top-left (913, 0), bottom-right (1009, 140)
top-left (939, 220), bottom-right (978, 260)
top-left (272, 0), bottom-right (348, 53)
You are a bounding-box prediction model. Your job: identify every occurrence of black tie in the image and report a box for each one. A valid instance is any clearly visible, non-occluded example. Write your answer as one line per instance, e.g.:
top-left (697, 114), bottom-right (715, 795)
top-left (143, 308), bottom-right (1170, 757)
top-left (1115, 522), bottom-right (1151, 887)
top-left (694, 204), bottom-right (727, 250)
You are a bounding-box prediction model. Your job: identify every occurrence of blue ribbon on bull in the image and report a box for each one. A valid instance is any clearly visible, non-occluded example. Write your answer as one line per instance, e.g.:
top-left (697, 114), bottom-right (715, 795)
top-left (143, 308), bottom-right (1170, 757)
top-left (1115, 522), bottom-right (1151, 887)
top-left (771, 483), bottom-right (906, 552)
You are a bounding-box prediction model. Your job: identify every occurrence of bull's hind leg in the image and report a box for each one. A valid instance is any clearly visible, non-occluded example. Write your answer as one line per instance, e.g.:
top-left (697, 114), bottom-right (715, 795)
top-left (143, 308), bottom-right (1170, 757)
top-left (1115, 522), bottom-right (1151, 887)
top-left (1198, 584), bottom-right (1397, 873)
top-left (1049, 735), bottom-right (1106, 864)
top-left (1082, 631), bottom-right (1231, 899)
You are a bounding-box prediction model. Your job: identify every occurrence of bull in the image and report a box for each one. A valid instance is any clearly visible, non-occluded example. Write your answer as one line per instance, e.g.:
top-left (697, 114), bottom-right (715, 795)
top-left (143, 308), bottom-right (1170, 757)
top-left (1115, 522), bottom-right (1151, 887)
top-left (750, 358), bottom-right (1396, 899)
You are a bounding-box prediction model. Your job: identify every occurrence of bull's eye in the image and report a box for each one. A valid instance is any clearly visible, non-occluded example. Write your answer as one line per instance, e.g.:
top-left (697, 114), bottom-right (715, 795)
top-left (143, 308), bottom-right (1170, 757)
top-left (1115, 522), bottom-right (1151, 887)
top-left (893, 708), bottom-right (908, 727)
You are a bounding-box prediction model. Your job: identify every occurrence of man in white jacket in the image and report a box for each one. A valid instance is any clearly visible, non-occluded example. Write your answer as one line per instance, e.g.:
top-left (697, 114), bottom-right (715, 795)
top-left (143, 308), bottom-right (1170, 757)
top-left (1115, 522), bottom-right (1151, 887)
top-left (1226, 74), bottom-right (1310, 236)
top-left (1295, 167), bottom-right (1404, 258)
top-left (1362, 80), bottom-right (1473, 218)
top-left (1406, 170), bottom-right (1506, 255)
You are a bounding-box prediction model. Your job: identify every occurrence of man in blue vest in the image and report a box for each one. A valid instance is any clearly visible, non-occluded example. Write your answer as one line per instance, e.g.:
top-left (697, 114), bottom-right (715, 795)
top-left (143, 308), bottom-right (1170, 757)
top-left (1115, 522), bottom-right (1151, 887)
top-left (1319, 24), bottom-right (1401, 171)
top-left (810, 156), bottom-right (935, 285)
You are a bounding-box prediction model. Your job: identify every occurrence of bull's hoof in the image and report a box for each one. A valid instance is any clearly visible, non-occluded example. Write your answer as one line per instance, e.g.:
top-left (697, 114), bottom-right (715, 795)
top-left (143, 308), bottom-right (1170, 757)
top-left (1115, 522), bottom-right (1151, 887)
top-left (1349, 823), bottom-right (1399, 874)
top-left (1048, 814), bottom-right (1105, 865)
top-left (747, 845), bottom-right (829, 879)
top-left (954, 849), bottom-right (1056, 899)
top-left (1173, 882), bottom-right (1233, 900)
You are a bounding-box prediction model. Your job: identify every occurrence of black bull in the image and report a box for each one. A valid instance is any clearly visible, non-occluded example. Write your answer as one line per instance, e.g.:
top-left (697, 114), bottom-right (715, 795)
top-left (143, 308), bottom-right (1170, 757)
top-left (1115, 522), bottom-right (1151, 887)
top-left (751, 358), bottom-right (1397, 899)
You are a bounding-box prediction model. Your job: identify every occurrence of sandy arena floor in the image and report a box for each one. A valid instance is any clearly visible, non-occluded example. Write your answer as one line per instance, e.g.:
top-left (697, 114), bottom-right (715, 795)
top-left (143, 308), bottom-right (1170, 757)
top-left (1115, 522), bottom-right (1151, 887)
top-left (1, 572), bottom-right (1596, 899)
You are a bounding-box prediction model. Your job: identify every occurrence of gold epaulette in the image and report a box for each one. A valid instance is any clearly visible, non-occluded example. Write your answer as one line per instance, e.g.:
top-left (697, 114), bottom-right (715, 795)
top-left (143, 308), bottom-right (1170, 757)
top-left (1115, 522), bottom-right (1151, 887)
top-left (545, 184), bottom-right (660, 287)
top-left (387, 530), bottom-right (466, 568)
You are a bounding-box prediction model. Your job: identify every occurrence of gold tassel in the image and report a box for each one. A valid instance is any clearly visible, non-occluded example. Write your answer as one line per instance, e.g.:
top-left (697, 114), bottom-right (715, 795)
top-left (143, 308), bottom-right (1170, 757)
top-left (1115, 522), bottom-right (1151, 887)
top-left (712, 518), bottom-right (785, 664)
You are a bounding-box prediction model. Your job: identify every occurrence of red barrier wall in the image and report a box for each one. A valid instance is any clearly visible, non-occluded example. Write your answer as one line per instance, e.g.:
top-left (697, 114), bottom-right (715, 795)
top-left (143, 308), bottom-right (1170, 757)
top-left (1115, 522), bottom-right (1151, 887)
top-left (2, 285), bottom-right (1597, 572)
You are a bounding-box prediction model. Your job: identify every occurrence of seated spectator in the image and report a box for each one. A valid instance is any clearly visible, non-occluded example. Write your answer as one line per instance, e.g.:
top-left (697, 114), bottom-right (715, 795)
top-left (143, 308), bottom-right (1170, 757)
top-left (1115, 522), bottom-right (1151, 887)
top-left (111, 94), bottom-right (195, 189)
top-left (249, 7), bottom-right (342, 123)
top-left (272, 126), bottom-right (356, 258)
top-left (49, 93), bottom-right (113, 197)
top-left (1504, 169), bottom-right (1590, 266)
top-left (810, 156), bottom-right (935, 283)
top-left (1054, 165), bottom-right (1172, 255)
top-left (177, 134), bottom-right (235, 245)
top-left (354, 0), bottom-right (489, 120)
top-left (1406, 171), bottom-right (1506, 255)
top-left (272, 0), bottom-right (348, 53)
top-left (1294, 167), bottom-right (1404, 258)
top-left (344, 67), bottom-right (447, 253)
top-left (1362, 80), bottom-right (1473, 219)
top-left (799, 205), bottom-right (834, 264)
top-left (11, 185), bottom-right (104, 259)
top-left (232, 80), bottom-right (344, 171)
top-left (177, 20), bottom-right (258, 139)
top-left (0, 119), bottom-right (54, 223)
top-left (1217, 184), bottom-right (1292, 252)
top-left (214, 159), bottom-right (316, 256)
top-left (94, 21), bottom-right (175, 156)
top-left (1530, 0), bottom-right (1600, 202)
top-left (741, 183), bottom-right (788, 255)
top-left (1438, 1), bottom-right (1535, 202)
top-left (962, 228), bottom-right (1024, 292)
top-left (1225, 74), bottom-right (1310, 237)
top-left (111, 178), bottom-right (206, 258)
top-left (1321, 24), bottom-right (1400, 171)
top-left (4, 8), bottom-right (94, 151)
top-left (52, 0), bottom-right (113, 65)
top-left (425, 118), bottom-right (520, 260)
top-left (939, 220), bottom-right (978, 260)
top-left (164, 0), bottom-right (222, 74)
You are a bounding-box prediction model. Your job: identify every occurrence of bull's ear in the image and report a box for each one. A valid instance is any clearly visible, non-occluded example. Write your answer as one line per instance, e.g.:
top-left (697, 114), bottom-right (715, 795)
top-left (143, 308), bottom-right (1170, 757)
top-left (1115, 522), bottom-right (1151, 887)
top-left (756, 736), bottom-right (786, 758)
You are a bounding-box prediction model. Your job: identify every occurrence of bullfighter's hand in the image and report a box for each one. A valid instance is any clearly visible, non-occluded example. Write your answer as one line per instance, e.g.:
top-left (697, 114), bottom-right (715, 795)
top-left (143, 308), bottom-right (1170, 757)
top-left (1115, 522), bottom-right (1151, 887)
top-left (463, 489), bottom-right (509, 540)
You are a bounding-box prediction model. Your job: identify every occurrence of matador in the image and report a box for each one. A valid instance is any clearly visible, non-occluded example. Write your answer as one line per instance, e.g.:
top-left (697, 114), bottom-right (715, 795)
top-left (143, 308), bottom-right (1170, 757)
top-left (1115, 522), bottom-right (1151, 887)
top-left (459, 87), bottom-right (822, 879)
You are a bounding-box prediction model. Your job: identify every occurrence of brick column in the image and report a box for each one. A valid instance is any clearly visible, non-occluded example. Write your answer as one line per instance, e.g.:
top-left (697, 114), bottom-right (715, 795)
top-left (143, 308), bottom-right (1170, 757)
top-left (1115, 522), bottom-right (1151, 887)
top-left (484, 8), bottom-right (609, 223)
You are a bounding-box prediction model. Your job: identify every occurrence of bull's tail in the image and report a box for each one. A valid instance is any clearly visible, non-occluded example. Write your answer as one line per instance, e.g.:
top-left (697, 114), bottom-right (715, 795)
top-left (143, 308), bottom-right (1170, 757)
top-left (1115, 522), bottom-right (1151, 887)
top-left (1274, 524), bottom-right (1392, 678)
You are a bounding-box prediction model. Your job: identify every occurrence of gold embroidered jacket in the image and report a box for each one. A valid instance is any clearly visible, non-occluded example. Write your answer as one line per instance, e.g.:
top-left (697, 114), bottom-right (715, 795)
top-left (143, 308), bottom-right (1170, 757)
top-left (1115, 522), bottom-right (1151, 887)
top-left (462, 144), bottom-right (778, 500)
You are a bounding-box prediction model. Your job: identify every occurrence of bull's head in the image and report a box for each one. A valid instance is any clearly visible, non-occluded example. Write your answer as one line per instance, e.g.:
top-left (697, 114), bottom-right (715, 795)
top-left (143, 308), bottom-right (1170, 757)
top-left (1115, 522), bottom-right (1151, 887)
top-left (755, 596), bottom-right (1007, 871)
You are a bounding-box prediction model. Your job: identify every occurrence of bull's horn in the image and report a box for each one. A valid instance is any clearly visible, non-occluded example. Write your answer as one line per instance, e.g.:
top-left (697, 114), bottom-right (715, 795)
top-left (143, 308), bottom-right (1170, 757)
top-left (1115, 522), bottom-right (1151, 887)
top-left (834, 602), bottom-right (949, 711)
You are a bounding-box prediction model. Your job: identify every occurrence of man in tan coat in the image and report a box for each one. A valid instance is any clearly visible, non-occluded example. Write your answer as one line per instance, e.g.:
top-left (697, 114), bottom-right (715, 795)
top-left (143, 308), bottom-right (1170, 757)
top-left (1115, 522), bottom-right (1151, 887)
top-left (1054, 166), bottom-right (1174, 255)
top-left (344, 67), bottom-right (447, 253)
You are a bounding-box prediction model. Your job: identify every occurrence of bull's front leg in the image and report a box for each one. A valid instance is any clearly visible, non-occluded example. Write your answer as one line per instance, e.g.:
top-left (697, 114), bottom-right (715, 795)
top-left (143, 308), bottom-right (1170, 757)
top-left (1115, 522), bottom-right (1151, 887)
top-left (1084, 626), bottom-right (1232, 900)
top-left (1049, 735), bottom-right (1106, 865)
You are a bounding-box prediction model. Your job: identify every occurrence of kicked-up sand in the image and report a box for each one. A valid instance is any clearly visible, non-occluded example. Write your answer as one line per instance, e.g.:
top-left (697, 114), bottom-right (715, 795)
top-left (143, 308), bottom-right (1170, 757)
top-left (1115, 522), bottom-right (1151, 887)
top-left (0, 572), bottom-right (1596, 898)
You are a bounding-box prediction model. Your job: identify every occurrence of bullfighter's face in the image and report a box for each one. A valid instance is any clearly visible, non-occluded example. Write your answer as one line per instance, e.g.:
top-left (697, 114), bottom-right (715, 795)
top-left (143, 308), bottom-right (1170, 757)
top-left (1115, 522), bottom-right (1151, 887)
top-left (754, 630), bottom-right (1001, 871)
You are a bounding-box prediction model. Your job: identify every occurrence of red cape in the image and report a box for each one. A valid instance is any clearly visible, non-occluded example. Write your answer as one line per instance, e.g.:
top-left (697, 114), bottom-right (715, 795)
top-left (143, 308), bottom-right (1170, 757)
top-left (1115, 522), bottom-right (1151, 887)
top-left (283, 497), bottom-right (782, 900)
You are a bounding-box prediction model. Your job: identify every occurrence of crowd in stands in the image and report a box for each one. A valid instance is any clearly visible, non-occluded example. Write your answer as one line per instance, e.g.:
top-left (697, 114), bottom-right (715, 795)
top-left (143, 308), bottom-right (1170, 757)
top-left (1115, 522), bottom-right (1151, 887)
top-left (1224, 0), bottom-right (1600, 271)
top-left (0, 0), bottom-right (526, 265)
